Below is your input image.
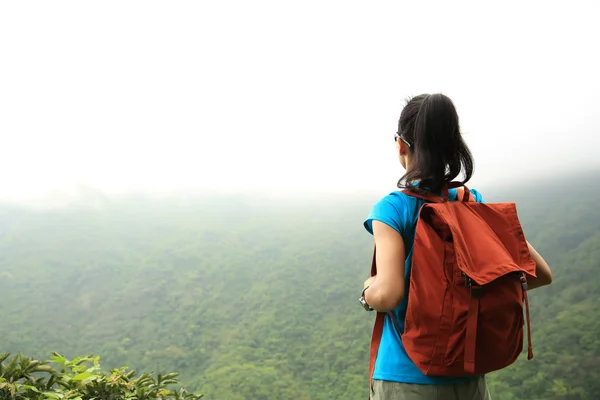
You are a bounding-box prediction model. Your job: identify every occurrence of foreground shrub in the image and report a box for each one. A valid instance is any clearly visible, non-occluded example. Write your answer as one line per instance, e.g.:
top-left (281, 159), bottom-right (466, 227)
top-left (0, 352), bottom-right (203, 399)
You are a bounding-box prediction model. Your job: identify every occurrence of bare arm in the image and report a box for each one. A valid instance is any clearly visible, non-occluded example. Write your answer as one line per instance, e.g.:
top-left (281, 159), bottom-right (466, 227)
top-left (526, 241), bottom-right (553, 290)
top-left (363, 220), bottom-right (406, 312)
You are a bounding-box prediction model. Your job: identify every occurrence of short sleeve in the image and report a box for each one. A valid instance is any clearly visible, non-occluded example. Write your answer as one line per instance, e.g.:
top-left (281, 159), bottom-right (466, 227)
top-left (470, 188), bottom-right (485, 203)
top-left (363, 193), bottom-right (406, 237)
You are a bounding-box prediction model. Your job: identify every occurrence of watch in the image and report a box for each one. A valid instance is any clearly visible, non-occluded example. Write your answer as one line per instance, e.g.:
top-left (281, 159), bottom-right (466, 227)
top-left (359, 286), bottom-right (374, 311)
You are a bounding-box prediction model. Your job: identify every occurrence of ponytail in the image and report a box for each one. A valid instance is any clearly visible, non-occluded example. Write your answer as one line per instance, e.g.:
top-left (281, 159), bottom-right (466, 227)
top-left (398, 93), bottom-right (474, 194)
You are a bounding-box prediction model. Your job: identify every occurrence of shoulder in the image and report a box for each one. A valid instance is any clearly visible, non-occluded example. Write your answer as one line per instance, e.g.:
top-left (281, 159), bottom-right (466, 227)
top-left (363, 191), bottom-right (416, 235)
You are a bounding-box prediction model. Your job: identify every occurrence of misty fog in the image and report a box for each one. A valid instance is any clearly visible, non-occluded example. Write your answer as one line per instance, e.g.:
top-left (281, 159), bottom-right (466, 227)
top-left (1, 1), bottom-right (599, 206)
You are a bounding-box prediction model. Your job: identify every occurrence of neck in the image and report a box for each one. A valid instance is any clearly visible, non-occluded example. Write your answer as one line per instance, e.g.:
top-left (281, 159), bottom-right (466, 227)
top-left (402, 156), bottom-right (413, 173)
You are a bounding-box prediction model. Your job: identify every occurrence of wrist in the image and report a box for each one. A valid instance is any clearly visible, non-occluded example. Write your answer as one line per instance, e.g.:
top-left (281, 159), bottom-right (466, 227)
top-left (359, 286), bottom-right (374, 311)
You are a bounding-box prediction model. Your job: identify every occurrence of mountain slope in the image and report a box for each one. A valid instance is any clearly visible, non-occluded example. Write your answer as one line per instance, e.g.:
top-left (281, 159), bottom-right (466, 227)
top-left (0, 172), bottom-right (599, 400)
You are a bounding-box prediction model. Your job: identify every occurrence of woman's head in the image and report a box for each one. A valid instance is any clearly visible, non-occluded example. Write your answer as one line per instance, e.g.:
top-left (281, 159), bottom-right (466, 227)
top-left (395, 93), bottom-right (474, 193)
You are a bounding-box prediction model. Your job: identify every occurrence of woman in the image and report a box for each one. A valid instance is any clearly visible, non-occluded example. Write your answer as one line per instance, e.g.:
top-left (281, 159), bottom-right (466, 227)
top-left (360, 93), bottom-right (553, 400)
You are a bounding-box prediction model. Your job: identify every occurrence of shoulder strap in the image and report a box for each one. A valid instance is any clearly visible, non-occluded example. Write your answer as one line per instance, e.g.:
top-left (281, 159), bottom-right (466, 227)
top-left (368, 245), bottom-right (404, 395)
top-left (401, 188), bottom-right (444, 203)
top-left (457, 187), bottom-right (472, 202)
top-left (402, 181), bottom-right (471, 203)
top-left (368, 246), bottom-right (383, 395)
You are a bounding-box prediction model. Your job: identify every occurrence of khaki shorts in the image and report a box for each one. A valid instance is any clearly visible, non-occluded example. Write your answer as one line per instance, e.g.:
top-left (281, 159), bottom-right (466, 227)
top-left (370, 376), bottom-right (491, 400)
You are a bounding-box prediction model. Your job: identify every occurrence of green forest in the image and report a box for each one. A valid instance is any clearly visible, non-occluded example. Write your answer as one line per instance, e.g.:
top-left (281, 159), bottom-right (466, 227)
top-left (0, 171), bottom-right (598, 399)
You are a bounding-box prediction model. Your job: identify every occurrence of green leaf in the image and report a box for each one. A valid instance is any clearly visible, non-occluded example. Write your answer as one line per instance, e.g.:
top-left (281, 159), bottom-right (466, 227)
top-left (71, 371), bottom-right (93, 381)
top-left (43, 392), bottom-right (64, 399)
top-left (0, 353), bottom-right (10, 364)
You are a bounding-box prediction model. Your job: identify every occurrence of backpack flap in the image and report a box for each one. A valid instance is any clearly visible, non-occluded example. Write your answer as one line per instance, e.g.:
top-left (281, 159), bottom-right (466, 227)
top-left (429, 201), bottom-right (537, 284)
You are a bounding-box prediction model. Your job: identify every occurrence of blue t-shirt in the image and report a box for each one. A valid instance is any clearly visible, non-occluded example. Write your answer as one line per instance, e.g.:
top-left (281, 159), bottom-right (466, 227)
top-left (363, 187), bottom-right (484, 385)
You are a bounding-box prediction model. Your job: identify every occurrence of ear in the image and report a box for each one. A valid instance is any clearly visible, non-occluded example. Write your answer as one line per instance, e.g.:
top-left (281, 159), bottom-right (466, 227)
top-left (398, 140), bottom-right (409, 156)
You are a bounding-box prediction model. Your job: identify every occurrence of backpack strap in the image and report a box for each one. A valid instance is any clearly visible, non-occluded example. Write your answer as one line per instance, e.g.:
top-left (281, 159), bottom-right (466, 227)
top-left (457, 187), bottom-right (472, 202)
top-left (402, 182), bottom-right (472, 203)
top-left (402, 188), bottom-right (445, 203)
top-left (369, 312), bottom-right (385, 396)
top-left (368, 246), bottom-right (405, 395)
top-left (464, 285), bottom-right (481, 373)
top-left (525, 293), bottom-right (533, 360)
top-left (368, 246), bottom-right (384, 397)
top-left (521, 273), bottom-right (534, 360)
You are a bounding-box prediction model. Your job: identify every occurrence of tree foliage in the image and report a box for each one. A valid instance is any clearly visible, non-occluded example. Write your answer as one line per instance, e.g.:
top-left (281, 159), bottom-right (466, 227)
top-left (0, 352), bottom-right (202, 400)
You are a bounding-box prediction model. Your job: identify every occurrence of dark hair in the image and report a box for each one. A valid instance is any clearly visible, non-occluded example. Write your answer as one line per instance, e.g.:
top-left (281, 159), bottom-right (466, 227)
top-left (397, 93), bottom-right (474, 194)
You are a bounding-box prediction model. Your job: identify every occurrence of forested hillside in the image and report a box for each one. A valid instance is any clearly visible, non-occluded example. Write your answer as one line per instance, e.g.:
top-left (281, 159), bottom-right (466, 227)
top-left (0, 171), bottom-right (598, 400)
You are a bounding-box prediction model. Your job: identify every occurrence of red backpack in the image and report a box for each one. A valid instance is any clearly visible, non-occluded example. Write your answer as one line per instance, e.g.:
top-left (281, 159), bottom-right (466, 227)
top-left (369, 183), bottom-right (536, 387)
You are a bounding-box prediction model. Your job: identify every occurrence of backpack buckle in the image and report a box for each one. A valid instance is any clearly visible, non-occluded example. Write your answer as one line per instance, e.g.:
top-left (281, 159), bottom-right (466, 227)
top-left (519, 272), bottom-right (529, 291)
top-left (463, 273), bottom-right (484, 298)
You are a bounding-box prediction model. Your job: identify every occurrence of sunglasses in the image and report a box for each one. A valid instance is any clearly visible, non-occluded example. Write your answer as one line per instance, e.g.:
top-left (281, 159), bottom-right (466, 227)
top-left (394, 132), bottom-right (412, 148)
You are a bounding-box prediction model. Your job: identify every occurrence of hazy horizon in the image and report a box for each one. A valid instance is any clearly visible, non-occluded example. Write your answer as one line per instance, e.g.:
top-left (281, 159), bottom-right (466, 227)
top-left (1, 166), bottom-right (597, 213)
top-left (1, 1), bottom-right (599, 206)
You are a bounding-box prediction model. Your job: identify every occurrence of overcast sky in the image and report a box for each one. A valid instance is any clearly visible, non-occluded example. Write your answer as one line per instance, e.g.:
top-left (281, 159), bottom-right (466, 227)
top-left (1, 0), bottom-right (598, 203)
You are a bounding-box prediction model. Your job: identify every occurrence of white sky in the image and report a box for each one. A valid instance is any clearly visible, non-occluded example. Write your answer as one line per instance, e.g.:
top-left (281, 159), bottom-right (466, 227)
top-left (1, 0), bottom-right (599, 203)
